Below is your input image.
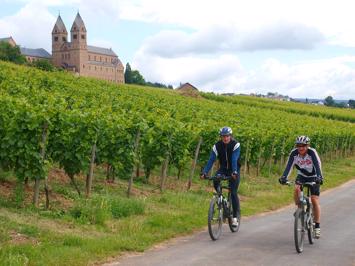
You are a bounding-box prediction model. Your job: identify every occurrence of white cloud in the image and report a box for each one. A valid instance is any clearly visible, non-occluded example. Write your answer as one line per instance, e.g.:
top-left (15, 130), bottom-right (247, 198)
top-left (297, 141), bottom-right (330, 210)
top-left (134, 52), bottom-right (355, 99)
top-left (138, 23), bottom-right (324, 58)
top-left (0, 1), bottom-right (55, 50)
top-left (117, 0), bottom-right (355, 48)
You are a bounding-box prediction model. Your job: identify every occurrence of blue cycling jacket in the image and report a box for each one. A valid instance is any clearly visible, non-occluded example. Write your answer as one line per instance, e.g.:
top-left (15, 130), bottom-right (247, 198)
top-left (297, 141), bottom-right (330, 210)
top-left (203, 139), bottom-right (241, 175)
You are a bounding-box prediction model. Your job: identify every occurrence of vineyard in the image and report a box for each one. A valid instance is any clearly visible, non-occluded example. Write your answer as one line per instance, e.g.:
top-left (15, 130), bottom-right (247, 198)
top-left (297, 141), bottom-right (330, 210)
top-left (0, 61), bottom-right (354, 206)
top-left (201, 92), bottom-right (355, 123)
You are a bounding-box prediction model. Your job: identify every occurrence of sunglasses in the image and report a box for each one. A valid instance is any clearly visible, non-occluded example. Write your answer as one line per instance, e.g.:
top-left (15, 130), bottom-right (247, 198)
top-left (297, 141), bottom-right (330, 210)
top-left (296, 145), bottom-right (307, 148)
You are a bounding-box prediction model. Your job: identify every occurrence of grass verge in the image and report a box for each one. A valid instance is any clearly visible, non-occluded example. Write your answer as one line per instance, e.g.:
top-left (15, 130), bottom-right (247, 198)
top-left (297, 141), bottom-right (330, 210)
top-left (0, 155), bottom-right (354, 266)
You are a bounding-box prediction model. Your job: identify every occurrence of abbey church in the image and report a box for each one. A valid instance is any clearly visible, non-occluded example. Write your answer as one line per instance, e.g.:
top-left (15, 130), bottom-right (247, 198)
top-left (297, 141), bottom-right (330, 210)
top-left (52, 13), bottom-right (124, 83)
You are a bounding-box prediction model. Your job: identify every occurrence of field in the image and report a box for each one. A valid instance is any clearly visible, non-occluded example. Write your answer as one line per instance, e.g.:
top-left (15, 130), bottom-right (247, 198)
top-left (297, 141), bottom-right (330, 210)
top-left (0, 61), bottom-right (354, 265)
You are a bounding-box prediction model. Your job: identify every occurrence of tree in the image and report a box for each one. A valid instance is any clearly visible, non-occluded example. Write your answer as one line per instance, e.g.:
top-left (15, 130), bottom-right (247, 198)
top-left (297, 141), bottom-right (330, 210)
top-left (324, 96), bottom-right (335, 106)
top-left (124, 63), bottom-right (133, 84)
top-left (348, 99), bottom-right (355, 109)
top-left (30, 59), bottom-right (55, 72)
top-left (0, 42), bottom-right (26, 64)
top-left (131, 70), bottom-right (146, 85)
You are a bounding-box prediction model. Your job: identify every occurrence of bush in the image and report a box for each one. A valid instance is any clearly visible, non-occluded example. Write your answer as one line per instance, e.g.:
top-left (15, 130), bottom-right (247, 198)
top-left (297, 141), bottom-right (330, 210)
top-left (70, 196), bottom-right (111, 225)
top-left (110, 197), bottom-right (145, 219)
top-left (70, 195), bottom-right (145, 225)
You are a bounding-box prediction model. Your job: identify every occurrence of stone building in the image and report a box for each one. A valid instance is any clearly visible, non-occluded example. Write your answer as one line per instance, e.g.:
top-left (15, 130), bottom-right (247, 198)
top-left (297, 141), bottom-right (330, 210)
top-left (52, 13), bottom-right (124, 83)
top-left (0, 36), bottom-right (51, 62)
top-left (20, 47), bottom-right (51, 62)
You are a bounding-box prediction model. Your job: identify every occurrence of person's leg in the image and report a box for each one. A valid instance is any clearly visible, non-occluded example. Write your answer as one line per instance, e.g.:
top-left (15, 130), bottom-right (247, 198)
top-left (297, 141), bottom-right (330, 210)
top-left (213, 180), bottom-right (221, 194)
top-left (229, 177), bottom-right (240, 217)
top-left (311, 184), bottom-right (321, 224)
top-left (294, 185), bottom-right (301, 206)
top-left (213, 169), bottom-right (224, 193)
top-left (311, 196), bottom-right (321, 224)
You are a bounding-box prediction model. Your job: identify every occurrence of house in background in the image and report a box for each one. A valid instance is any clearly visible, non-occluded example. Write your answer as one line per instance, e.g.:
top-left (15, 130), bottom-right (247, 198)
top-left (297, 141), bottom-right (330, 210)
top-left (0, 36), bottom-right (51, 62)
top-left (0, 36), bottom-right (16, 47)
top-left (20, 47), bottom-right (51, 62)
top-left (176, 82), bottom-right (200, 97)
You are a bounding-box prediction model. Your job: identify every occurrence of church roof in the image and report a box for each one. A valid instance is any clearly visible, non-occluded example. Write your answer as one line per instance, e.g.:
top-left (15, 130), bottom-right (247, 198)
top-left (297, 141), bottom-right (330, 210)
top-left (52, 15), bottom-right (67, 34)
top-left (71, 12), bottom-right (86, 32)
top-left (20, 47), bottom-right (51, 59)
top-left (87, 45), bottom-right (117, 56)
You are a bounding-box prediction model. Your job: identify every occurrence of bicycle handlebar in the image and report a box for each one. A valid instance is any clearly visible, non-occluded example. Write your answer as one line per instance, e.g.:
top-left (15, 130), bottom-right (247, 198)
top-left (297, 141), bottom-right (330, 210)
top-left (204, 174), bottom-right (232, 181)
top-left (285, 181), bottom-right (316, 186)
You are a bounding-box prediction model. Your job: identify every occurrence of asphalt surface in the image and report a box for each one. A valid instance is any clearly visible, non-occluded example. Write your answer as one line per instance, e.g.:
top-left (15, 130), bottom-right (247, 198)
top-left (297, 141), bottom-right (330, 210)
top-left (107, 180), bottom-right (355, 266)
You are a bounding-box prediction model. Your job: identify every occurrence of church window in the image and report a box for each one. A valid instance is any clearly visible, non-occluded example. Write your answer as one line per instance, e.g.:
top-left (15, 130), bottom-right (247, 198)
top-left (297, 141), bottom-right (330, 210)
top-left (62, 37), bottom-right (66, 42)
top-left (88, 55), bottom-right (90, 60)
top-left (68, 54), bottom-right (70, 59)
top-left (94, 56), bottom-right (96, 61)
top-left (73, 34), bottom-right (77, 39)
top-left (100, 56), bottom-right (102, 61)
top-left (54, 36), bottom-right (58, 42)
top-left (81, 34), bottom-right (85, 39)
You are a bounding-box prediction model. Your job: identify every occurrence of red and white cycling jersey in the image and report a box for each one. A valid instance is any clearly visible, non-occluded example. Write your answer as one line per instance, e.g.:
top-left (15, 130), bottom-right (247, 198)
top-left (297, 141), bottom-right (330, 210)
top-left (283, 147), bottom-right (322, 178)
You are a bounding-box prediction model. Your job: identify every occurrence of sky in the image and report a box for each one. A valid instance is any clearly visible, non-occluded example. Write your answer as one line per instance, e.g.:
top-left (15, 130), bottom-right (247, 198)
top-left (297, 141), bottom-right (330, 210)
top-left (1, 0), bottom-right (355, 99)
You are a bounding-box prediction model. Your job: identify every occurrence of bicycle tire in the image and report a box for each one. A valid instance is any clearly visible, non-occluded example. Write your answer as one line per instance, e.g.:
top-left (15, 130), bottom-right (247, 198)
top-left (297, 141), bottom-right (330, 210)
top-left (208, 196), bottom-right (222, 240)
top-left (294, 208), bottom-right (305, 253)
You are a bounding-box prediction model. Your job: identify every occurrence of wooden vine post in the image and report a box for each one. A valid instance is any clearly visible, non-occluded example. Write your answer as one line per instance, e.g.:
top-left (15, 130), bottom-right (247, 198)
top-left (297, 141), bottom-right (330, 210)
top-left (187, 137), bottom-right (203, 191)
top-left (127, 131), bottom-right (141, 198)
top-left (243, 140), bottom-right (250, 177)
top-left (86, 140), bottom-right (97, 198)
top-left (268, 140), bottom-right (275, 177)
top-left (33, 122), bottom-right (48, 207)
top-left (159, 153), bottom-right (170, 192)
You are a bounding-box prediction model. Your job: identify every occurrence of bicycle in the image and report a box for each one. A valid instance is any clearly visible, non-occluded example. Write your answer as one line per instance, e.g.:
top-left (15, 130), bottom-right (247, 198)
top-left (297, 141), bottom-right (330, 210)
top-left (205, 174), bottom-right (240, 241)
top-left (285, 180), bottom-right (316, 253)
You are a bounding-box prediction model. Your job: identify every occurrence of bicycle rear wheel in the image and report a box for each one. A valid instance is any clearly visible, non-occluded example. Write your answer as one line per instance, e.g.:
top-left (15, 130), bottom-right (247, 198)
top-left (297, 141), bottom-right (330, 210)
top-left (294, 208), bottom-right (305, 253)
top-left (208, 196), bottom-right (222, 240)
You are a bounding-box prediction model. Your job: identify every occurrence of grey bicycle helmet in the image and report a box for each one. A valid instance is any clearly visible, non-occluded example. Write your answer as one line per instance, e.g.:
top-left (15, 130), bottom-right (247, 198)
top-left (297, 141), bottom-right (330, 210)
top-left (295, 135), bottom-right (310, 145)
top-left (219, 126), bottom-right (233, 136)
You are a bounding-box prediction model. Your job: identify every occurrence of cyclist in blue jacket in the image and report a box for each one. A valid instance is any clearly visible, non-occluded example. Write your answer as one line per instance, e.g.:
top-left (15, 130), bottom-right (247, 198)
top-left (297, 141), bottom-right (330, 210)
top-left (201, 126), bottom-right (241, 227)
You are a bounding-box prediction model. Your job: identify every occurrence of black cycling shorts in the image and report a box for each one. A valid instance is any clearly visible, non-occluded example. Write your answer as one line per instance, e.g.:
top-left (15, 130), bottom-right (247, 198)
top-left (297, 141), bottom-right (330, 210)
top-left (296, 175), bottom-right (320, 196)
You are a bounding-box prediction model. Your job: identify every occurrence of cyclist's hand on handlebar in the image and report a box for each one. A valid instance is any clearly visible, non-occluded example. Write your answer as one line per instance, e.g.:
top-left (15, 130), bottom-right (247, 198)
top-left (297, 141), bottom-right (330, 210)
top-left (315, 176), bottom-right (323, 185)
top-left (279, 177), bottom-right (288, 185)
top-left (200, 173), bottom-right (207, 180)
top-left (232, 171), bottom-right (239, 180)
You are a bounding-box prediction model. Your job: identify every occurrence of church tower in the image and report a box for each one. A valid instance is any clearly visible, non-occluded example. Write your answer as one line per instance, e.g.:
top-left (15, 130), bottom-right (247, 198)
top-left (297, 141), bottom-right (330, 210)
top-left (52, 15), bottom-right (68, 67)
top-left (70, 12), bottom-right (87, 74)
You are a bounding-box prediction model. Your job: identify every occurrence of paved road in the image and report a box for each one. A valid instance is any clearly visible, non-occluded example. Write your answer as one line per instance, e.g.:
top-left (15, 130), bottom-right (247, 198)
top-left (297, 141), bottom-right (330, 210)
top-left (108, 180), bottom-right (355, 266)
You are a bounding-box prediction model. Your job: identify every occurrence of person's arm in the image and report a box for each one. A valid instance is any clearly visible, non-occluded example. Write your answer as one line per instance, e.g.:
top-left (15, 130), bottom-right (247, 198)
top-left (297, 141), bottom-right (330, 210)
top-left (232, 142), bottom-right (241, 175)
top-left (202, 145), bottom-right (218, 174)
top-left (282, 149), bottom-right (297, 179)
top-left (309, 148), bottom-right (323, 178)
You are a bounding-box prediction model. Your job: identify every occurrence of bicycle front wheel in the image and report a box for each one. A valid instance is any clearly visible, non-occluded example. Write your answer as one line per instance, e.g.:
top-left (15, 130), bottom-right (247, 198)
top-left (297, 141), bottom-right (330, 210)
top-left (294, 208), bottom-right (305, 253)
top-left (208, 196), bottom-right (222, 241)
